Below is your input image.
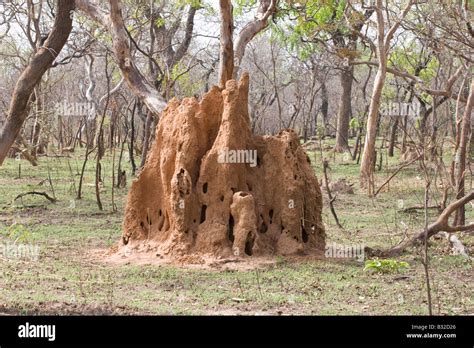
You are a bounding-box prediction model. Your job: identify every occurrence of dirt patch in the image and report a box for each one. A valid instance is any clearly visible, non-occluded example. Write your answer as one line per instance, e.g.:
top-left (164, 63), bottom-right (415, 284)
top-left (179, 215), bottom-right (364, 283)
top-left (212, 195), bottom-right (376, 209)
top-left (93, 247), bottom-right (286, 271)
top-left (91, 246), bottom-right (330, 271)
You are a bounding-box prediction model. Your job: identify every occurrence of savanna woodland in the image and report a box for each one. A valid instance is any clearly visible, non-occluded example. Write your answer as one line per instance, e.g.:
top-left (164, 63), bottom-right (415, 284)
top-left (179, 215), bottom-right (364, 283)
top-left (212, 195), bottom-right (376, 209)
top-left (0, 0), bottom-right (472, 316)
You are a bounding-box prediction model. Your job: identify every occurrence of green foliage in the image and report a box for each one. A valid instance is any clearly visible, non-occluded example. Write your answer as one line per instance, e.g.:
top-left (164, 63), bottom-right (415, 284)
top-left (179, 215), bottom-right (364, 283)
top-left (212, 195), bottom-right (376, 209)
top-left (234, 0), bottom-right (258, 16)
top-left (2, 223), bottom-right (32, 244)
top-left (316, 125), bottom-right (326, 138)
top-left (389, 44), bottom-right (439, 83)
top-left (419, 58), bottom-right (439, 82)
top-left (273, 0), bottom-right (366, 59)
top-left (420, 91), bottom-right (433, 104)
top-left (176, 0), bottom-right (204, 8)
top-left (173, 0), bottom-right (216, 16)
top-left (381, 83), bottom-right (397, 101)
top-left (155, 17), bottom-right (165, 29)
top-left (364, 259), bottom-right (409, 274)
top-left (349, 117), bottom-right (360, 130)
top-left (168, 62), bottom-right (201, 96)
top-left (414, 117), bottom-right (421, 129)
top-left (112, 70), bottom-right (122, 85)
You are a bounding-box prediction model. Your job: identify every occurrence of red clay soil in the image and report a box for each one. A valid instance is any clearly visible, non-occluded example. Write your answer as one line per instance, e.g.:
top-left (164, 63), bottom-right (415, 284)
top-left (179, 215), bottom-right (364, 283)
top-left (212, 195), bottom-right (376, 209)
top-left (114, 73), bottom-right (325, 264)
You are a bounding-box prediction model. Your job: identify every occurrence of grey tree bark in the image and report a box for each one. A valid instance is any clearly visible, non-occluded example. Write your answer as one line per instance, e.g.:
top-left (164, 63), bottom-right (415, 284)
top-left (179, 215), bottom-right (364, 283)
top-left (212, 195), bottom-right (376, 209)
top-left (335, 66), bottom-right (354, 152)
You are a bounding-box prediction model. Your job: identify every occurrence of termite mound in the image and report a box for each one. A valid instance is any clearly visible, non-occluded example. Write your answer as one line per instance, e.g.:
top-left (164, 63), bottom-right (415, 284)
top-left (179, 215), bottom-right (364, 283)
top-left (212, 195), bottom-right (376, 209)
top-left (118, 73), bottom-right (325, 264)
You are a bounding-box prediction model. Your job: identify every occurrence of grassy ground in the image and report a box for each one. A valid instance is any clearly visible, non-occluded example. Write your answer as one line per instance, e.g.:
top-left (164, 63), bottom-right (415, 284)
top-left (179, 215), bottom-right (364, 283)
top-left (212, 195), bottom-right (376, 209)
top-left (0, 138), bottom-right (472, 315)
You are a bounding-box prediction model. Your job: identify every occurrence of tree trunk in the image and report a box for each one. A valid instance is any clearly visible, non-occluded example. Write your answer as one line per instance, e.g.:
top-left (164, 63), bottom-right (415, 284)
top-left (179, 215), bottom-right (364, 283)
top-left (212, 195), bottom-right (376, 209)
top-left (454, 81), bottom-right (474, 225)
top-left (129, 100), bottom-right (137, 175)
top-left (360, 0), bottom-right (414, 195)
top-left (388, 117), bottom-right (398, 157)
top-left (419, 101), bottom-right (428, 141)
top-left (31, 87), bottom-right (43, 156)
top-left (401, 116), bottom-right (408, 153)
top-left (84, 54), bottom-right (97, 148)
top-left (76, 0), bottom-right (167, 116)
top-left (321, 81), bottom-right (329, 135)
top-left (218, 0), bottom-right (234, 88)
top-left (360, 66), bottom-right (387, 194)
top-left (335, 66), bottom-right (354, 152)
top-left (140, 111), bottom-right (153, 168)
top-left (0, 0), bottom-right (75, 165)
top-left (470, 117), bottom-right (474, 161)
top-left (233, 0), bottom-right (277, 78)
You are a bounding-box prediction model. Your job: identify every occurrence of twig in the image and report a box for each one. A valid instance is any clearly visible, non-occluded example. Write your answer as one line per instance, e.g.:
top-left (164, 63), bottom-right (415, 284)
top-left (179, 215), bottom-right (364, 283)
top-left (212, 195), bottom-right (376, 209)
top-left (46, 159), bottom-right (56, 200)
top-left (401, 205), bottom-right (441, 213)
top-left (322, 159), bottom-right (344, 229)
top-left (421, 181), bottom-right (433, 316)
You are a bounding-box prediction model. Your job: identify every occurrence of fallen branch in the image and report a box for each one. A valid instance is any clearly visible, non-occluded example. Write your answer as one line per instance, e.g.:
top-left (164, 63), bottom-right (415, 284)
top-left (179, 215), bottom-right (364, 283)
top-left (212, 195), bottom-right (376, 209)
top-left (13, 191), bottom-right (57, 204)
top-left (401, 205), bottom-right (442, 213)
top-left (366, 190), bottom-right (474, 257)
top-left (42, 154), bottom-right (72, 158)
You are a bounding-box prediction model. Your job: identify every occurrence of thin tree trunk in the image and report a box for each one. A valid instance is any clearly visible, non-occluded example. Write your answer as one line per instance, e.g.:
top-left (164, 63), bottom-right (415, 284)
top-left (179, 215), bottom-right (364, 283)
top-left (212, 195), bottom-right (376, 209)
top-left (95, 55), bottom-right (112, 211)
top-left (321, 81), bottom-right (329, 136)
top-left (129, 99), bottom-right (137, 175)
top-left (388, 117), bottom-right (399, 157)
top-left (401, 115), bottom-right (408, 153)
top-left (360, 66), bottom-right (387, 194)
top-left (31, 86), bottom-right (43, 156)
top-left (359, 0), bottom-right (414, 195)
top-left (335, 66), bottom-right (353, 152)
top-left (454, 81), bottom-right (474, 225)
top-left (77, 147), bottom-right (93, 200)
top-left (233, 0), bottom-right (277, 78)
top-left (218, 0), bottom-right (234, 87)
